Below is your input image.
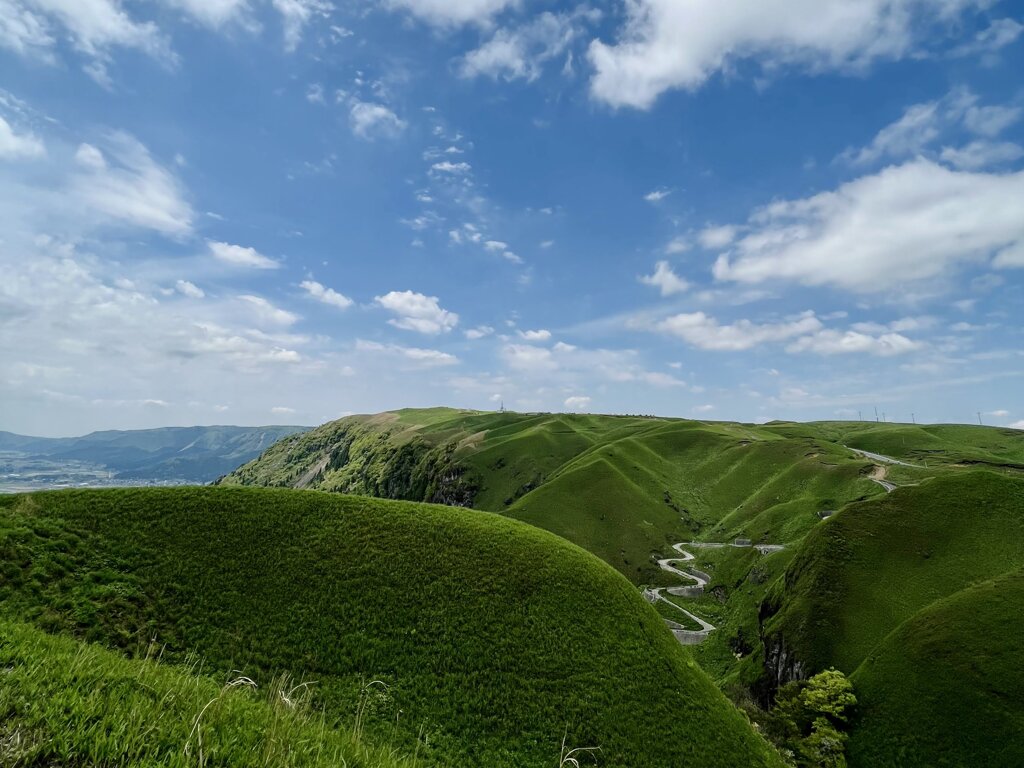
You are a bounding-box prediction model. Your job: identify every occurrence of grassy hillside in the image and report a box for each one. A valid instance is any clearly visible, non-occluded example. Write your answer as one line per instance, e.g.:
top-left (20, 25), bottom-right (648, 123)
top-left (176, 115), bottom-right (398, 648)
top-left (0, 619), bottom-right (409, 767)
top-left (0, 487), bottom-right (782, 768)
top-left (847, 568), bottom-right (1024, 768)
top-left (222, 409), bottom-right (897, 582)
top-left (760, 471), bottom-right (1024, 675)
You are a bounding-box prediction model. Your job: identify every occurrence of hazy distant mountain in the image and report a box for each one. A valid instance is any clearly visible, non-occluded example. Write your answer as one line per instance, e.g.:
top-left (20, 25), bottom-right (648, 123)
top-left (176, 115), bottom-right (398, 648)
top-left (0, 425), bottom-right (311, 485)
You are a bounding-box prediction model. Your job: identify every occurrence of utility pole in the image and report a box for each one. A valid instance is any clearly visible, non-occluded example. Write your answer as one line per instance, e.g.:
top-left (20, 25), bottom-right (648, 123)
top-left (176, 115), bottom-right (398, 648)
top-left (911, 413), bottom-right (916, 425)
top-left (858, 410), bottom-right (863, 422)
top-left (978, 412), bottom-right (983, 426)
top-left (882, 412), bottom-right (887, 423)
top-left (874, 406), bottom-right (879, 423)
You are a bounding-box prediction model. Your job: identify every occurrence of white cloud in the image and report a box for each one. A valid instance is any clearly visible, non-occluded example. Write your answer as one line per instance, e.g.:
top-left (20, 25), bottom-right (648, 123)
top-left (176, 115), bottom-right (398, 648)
top-left (950, 17), bottom-right (1023, 58)
top-left (300, 279), bottom-right (352, 309)
top-left (0, 1), bottom-right (54, 58)
top-left (70, 134), bottom-right (193, 236)
top-left (639, 261), bottom-right (688, 296)
top-left (465, 325), bottom-right (494, 339)
top-left (644, 187), bottom-right (671, 202)
top-left (518, 329), bottom-right (551, 341)
top-left (356, 339), bottom-right (458, 366)
top-left (175, 279), bottom-right (204, 298)
top-left (939, 141), bottom-right (1024, 170)
top-left (786, 329), bottom-right (920, 356)
top-left (238, 294), bottom-right (299, 326)
top-left (271, 0), bottom-right (333, 51)
top-left (271, 405), bottom-right (296, 415)
top-left (993, 240), bottom-right (1024, 269)
top-left (664, 236), bottom-right (689, 254)
top-left (845, 102), bottom-right (941, 165)
top-left (588, 0), bottom-right (984, 109)
top-left (208, 240), bottom-right (280, 269)
top-left (986, 409), bottom-right (1009, 418)
top-left (375, 290), bottom-right (459, 334)
top-left (698, 225), bottom-right (736, 249)
top-left (0, 115), bottom-right (45, 159)
top-left (713, 159), bottom-right (1024, 292)
top-left (657, 311), bottom-right (822, 351)
top-left (431, 160), bottom-right (472, 174)
top-left (692, 403), bottom-right (714, 413)
top-left (23, 0), bottom-right (172, 63)
top-left (460, 10), bottom-right (596, 82)
top-left (963, 104), bottom-right (1022, 137)
top-left (163, 0), bottom-right (252, 29)
top-left (840, 87), bottom-right (1021, 166)
top-left (564, 395), bottom-right (591, 411)
top-left (483, 239), bottom-right (508, 251)
top-left (349, 100), bottom-right (406, 140)
top-left (1009, 420), bottom-right (1024, 430)
top-left (382, 0), bottom-right (514, 27)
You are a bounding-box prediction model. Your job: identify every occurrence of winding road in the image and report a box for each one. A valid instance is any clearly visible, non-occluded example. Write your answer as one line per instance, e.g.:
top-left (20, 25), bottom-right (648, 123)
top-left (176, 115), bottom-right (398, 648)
top-left (646, 540), bottom-right (784, 645)
top-left (649, 448), bottom-right (911, 645)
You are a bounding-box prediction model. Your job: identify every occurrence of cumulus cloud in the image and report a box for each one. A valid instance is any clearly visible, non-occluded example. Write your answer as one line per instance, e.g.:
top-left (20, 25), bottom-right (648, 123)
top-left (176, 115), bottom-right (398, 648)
top-left (712, 159), bottom-right (1024, 292)
top-left (786, 329), bottom-right (920, 356)
top-left (431, 160), bottom-right (472, 174)
top-left (175, 279), bottom-right (204, 298)
top-left (844, 102), bottom-right (942, 166)
top-left (465, 325), bottom-right (494, 339)
top-left (588, 0), bottom-right (985, 108)
top-left (382, 0), bottom-right (514, 27)
top-left (356, 339), bottom-right (457, 366)
top-left (300, 279), bottom-right (352, 309)
top-left (697, 225), bottom-right (736, 249)
top-left (518, 329), bottom-right (551, 341)
top-left (208, 240), bottom-right (280, 269)
top-left (238, 294), bottom-right (299, 326)
top-left (375, 290), bottom-right (458, 334)
top-left (349, 100), bottom-right (406, 140)
top-left (639, 261), bottom-right (688, 296)
top-left (644, 187), bottom-right (671, 202)
top-left (564, 395), bottom-right (591, 411)
top-left (939, 140), bottom-right (1024, 170)
top-left (0, 115), bottom-right (45, 159)
top-left (657, 310), bottom-right (821, 351)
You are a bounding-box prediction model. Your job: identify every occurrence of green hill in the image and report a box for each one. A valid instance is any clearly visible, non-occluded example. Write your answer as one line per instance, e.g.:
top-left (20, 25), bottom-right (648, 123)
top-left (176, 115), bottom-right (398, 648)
top-left (760, 471), bottom-right (1024, 676)
top-left (221, 409), bottom-right (897, 582)
top-left (848, 568), bottom-right (1024, 768)
top-left (0, 487), bottom-right (782, 768)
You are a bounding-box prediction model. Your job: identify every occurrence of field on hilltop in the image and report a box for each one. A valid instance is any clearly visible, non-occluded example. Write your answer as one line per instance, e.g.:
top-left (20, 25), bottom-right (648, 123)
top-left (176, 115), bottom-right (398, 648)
top-left (0, 487), bottom-right (782, 768)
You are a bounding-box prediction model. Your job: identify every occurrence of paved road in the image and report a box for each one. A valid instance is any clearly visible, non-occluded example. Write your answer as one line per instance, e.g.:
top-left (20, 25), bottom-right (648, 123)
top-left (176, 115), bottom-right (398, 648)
top-left (847, 446), bottom-right (921, 468)
top-left (649, 541), bottom-right (785, 645)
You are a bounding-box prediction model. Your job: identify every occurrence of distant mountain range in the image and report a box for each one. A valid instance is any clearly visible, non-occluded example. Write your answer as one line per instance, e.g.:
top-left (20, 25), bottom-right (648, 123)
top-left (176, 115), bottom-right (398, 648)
top-left (0, 425), bottom-right (311, 488)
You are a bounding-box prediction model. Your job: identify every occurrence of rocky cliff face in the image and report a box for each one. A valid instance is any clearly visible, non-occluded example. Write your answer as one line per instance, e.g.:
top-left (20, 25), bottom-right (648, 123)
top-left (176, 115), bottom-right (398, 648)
top-left (754, 597), bottom-right (810, 707)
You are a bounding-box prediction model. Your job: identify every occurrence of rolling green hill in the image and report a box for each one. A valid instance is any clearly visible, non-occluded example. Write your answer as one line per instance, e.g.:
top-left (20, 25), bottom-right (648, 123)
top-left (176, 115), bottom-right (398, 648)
top-left (0, 487), bottom-right (782, 768)
top-left (848, 568), bottom-right (1024, 768)
top-left (221, 409), bottom-right (1024, 767)
top-left (221, 409), bottom-right (903, 582)
top-left (760, 471), bottom-right (1024, 675)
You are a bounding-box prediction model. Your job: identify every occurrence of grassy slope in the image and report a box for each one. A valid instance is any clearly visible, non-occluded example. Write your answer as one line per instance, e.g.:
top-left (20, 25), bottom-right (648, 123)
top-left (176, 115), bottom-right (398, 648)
top-left (222, 409), bottom-right (885, 582)
top-left (847, 568), bottom-right (1024, 768)
top-left (762, 470), bottom-right (1024, 674)
top-left (0, 487), bottom-right (781, 768)
top-left (0, 620), bottom-right (409, 768)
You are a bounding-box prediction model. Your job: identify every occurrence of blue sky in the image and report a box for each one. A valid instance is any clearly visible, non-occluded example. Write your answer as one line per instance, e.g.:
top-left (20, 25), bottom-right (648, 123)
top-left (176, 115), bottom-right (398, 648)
top-left (1, 0), bottom-right (1023, 435)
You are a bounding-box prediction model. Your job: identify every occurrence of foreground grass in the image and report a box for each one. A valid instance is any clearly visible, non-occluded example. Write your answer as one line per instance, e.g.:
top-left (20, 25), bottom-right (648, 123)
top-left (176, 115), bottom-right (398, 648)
top-left (0, 487), bottom-right (782, 768)
top-left (0, 620), bottom-right (410, 768)
top-left (848, 568), bottom-right (1024, 767)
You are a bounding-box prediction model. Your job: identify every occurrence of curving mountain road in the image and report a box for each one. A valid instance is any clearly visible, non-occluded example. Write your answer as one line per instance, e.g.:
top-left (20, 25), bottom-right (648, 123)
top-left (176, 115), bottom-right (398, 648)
top-left (647, 541), bottom-right (785, 645)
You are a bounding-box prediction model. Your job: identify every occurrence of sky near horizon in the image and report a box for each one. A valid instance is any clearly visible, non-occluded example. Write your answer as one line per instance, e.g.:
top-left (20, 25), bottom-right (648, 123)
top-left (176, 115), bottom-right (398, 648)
top-left (1, 0), bottom-right (1023, 436)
